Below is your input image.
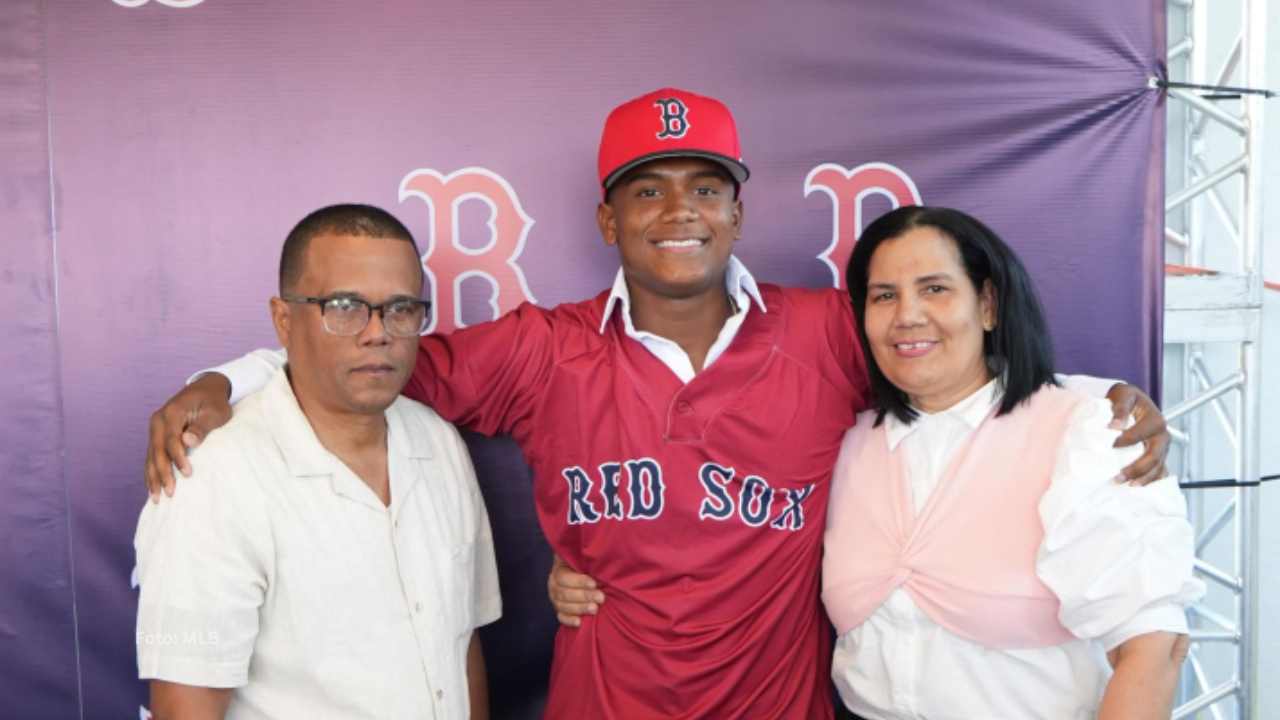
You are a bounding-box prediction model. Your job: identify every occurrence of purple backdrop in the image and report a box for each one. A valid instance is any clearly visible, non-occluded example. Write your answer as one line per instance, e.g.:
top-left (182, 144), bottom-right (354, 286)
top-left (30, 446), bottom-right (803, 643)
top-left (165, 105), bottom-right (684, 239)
top-left (2, 0), bottom-right (1164, 717)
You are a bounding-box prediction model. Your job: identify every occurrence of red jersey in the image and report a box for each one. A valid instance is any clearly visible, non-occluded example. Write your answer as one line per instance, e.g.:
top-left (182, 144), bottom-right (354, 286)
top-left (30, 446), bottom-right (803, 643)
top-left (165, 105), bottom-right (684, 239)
top-left (404, 284), bottom-right (868, 719)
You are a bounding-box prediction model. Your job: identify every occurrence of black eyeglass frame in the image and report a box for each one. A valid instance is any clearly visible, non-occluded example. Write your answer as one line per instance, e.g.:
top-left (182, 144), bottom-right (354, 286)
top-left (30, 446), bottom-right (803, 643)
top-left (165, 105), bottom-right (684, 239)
top-left (281, 294), bottom-right (432, 338)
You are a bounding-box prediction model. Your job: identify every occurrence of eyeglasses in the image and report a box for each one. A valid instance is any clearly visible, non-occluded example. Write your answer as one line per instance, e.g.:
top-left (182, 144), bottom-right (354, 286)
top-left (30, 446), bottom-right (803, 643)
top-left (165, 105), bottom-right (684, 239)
top-left (282, 294), bottom-right (431, 338)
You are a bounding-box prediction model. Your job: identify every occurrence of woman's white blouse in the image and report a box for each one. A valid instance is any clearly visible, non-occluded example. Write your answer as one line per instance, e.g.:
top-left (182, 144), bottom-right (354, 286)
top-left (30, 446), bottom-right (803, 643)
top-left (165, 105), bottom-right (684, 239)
top-left (830, 380), bottom-right (1203, 720)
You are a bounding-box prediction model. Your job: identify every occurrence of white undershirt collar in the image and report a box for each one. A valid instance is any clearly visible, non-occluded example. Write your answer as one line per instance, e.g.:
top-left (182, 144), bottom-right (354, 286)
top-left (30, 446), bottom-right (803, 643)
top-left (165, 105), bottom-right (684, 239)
top-left (597, 255), bottom-right (767, 335)
top-left (884, 377), bottom-right (1002, 451)
top-left (596, 255), bottom-right (767, 383)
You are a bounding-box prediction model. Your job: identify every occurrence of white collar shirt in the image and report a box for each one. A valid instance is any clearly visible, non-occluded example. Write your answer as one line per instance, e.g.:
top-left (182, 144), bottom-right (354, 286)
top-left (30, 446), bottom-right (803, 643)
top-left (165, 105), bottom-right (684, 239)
top-left (136, 369), bottom-right (502, 719)
top-left (597, 254), bottom-right (768, 383)
top-left (832, 380), bottom-right (1202, 720)
top-left (885, 378), bottom-right (1003, 514)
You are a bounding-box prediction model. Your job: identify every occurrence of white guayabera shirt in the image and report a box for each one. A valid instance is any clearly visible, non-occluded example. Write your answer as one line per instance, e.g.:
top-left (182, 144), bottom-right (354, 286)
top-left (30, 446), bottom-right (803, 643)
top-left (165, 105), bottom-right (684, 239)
top-left (136, 369), bottom-right (501, 719)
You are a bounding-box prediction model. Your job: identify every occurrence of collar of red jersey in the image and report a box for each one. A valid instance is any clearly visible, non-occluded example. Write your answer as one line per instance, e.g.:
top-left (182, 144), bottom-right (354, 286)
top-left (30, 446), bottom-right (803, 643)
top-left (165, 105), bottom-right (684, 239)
top-left (597, 255), bottom-right (768, 335)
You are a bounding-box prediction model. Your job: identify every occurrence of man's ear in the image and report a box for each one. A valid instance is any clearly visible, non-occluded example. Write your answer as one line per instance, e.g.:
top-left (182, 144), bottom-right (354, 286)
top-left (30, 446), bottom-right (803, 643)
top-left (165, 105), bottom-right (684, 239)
top-left (270, 296), bottom-right (291, 347)
top-left (731, 197), bottom-right (744, 241)
top-left (597, 201), bottom-right (618, 247)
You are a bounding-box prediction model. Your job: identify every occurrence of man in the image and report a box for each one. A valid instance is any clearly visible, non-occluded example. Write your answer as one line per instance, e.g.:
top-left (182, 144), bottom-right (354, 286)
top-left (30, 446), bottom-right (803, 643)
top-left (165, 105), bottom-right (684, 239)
top-left (134, 205), bottom-right (500, 719)
top-left (144, 90), bottom-right (1168, 718)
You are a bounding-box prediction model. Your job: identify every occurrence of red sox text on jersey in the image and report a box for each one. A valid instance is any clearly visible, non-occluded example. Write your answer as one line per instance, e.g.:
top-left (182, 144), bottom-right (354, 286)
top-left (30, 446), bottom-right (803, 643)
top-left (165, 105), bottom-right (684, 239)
top-left (563, 459), bottom-right (815, 531)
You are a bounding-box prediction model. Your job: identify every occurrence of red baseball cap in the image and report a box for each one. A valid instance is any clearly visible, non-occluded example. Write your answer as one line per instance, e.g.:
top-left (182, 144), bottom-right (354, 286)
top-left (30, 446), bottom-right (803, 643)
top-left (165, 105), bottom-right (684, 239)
top-left (597, 87), bottom-right (750, 193)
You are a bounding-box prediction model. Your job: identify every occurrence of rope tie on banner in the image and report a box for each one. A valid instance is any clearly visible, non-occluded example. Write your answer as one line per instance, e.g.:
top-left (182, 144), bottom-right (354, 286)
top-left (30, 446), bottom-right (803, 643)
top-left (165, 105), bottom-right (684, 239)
top-left (1150, 78), bottom-right (1278, 100)
top-left (1181, 474), bottom-right (1279, 490)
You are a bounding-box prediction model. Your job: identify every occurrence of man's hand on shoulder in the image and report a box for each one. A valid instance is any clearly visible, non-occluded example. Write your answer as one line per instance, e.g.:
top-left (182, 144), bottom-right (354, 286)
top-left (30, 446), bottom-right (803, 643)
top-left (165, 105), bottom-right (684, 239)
top-left (1104, 383), bottom-right (1170, 486)
top-left (145, 373), bottom-right (234, 501)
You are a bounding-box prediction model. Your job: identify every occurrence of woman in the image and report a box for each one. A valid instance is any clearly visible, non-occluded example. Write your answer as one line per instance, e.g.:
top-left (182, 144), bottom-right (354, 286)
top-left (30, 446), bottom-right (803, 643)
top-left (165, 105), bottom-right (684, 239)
top-left (823, 205), bottom-right (1201, 719)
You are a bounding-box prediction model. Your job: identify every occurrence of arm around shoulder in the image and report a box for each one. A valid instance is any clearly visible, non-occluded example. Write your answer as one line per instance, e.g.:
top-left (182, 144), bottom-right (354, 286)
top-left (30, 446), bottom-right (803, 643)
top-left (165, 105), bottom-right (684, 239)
top-left (146, 349), bottom-right (285, 496)
top-left (1056, 374), bottom-right (1170, 483)
top-left (188, 348), bottom-right (286, 404)
top-left (1036, 398), bottom-right (1202, 642)
top-left (405, 302), bottom-right (560, 435)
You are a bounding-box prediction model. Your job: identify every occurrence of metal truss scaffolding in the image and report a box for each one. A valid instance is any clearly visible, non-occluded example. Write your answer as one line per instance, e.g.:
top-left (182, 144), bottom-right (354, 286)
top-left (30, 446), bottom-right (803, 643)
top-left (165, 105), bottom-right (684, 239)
top-left (1163, 0), bottom-right (1267, 717)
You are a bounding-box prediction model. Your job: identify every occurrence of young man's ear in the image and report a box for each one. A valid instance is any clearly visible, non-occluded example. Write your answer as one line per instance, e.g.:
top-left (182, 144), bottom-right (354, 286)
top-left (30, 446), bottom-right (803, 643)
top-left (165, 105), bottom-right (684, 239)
top-left (597, 201), bottom-right (618, 247)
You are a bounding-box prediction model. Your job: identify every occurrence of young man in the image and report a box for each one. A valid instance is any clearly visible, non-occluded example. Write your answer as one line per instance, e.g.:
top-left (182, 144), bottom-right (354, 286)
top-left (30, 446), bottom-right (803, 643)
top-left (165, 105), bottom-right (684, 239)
top-left (143, 90), bottom-right (1168, 719)
top-left (135, 205), bottom-right (500, 719)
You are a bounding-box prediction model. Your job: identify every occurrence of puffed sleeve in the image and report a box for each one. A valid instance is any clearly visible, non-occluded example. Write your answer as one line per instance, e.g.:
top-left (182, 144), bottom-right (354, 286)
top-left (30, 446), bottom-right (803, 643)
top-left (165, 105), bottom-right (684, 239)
top-left (1036, 397), bottom-right (1204, 650)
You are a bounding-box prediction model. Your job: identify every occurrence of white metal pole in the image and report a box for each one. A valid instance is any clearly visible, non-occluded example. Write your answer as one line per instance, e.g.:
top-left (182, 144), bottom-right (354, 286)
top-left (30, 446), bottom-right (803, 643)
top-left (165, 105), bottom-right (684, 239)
top-left (1237, 0), bottom-right (1266, 716)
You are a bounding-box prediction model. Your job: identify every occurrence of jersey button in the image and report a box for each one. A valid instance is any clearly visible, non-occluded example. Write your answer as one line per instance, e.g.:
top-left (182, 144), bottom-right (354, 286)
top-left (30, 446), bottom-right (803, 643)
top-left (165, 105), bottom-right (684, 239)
top-left (676, 401), bottom-right (693, 415)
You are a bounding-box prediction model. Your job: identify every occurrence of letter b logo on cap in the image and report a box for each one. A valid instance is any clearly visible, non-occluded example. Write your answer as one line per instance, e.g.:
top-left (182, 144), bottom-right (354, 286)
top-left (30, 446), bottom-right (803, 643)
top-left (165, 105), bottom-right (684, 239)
top-left (654, 97), bottom-right (690, 140)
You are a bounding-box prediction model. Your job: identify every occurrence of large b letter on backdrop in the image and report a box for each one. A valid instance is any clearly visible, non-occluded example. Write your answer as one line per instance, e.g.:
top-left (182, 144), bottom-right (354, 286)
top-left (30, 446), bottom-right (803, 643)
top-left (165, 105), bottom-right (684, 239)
top-left (399, 167), bottom-right (537, 334)
top-left (1, 1), bottom-right (1163, 717)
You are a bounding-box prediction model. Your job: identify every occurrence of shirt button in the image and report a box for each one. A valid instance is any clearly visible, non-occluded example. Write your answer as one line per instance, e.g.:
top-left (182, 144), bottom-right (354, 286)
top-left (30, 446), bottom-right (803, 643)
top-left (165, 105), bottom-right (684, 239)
top-left (436, 689), bottom-right (444, 700)
top-left (676, 401), bottom-right (693, 415)
top-left (414, 602), bottom-right (423, 614)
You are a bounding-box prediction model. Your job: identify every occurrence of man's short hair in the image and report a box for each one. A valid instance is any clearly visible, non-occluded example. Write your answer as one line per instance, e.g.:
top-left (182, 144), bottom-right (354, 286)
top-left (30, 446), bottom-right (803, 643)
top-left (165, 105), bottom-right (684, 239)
top-left (279, 204), bottom-right (419, 293)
